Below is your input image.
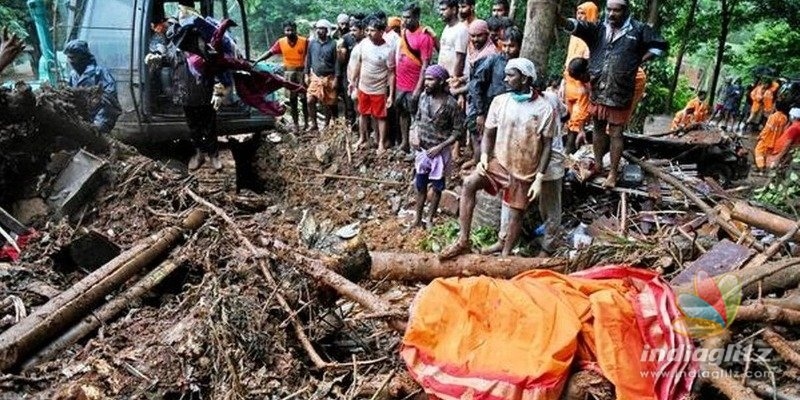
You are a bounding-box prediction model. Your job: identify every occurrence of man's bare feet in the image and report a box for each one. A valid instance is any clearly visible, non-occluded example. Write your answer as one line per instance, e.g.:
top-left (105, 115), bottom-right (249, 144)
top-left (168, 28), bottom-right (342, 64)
top-left (438, 240), bottom-right (471, 260)
top-left (354, 139), bottom-right (367, 150)
top-left (480, 240), bottom-right (504, 255)
top-left (376, 147), bottom-right (387, 156)
top-left (602, 173), bottom-right (617, 188)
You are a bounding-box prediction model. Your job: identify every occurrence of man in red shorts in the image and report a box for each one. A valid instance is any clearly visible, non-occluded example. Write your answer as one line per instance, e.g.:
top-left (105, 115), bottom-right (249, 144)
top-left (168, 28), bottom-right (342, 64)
top-left (350, 17), bottom-right (396, 154)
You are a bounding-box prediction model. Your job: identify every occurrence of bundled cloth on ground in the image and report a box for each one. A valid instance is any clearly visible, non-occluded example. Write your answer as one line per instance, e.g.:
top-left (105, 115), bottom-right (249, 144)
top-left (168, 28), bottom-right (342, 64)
top-left (401, 265), bottom-right (696, 400)
top-left (172, 16), bottom-right (304, 116)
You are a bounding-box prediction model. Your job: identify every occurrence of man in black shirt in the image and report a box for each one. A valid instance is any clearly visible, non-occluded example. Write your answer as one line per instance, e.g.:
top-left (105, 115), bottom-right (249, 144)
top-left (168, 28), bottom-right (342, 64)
top-left (305, 19), bottom-right (339, 132)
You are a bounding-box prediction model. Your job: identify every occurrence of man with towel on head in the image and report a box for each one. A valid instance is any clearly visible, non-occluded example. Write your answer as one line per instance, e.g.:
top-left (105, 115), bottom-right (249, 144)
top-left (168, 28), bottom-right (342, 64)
top-left (558, 0), bottom-right (667, 188)
top-left (440, 58), bottom-right (556, 259)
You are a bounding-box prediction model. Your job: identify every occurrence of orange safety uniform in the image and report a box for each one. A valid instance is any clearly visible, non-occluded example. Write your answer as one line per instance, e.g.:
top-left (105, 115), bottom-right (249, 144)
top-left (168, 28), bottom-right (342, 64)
top-left (670, 109), bottom-right (697, 130)
top-left (563, 1), bottom-right (598, 133)
top-left (754, 110), bottom-right (788, 168)
top-left (269, 36), bottom-right (309, 70)
top-left (762, 81), bottom-right (780, 114)
top-left (683, 96), bottom-right (710, 122)
top-left (630, 67), bottom-right (647, 114)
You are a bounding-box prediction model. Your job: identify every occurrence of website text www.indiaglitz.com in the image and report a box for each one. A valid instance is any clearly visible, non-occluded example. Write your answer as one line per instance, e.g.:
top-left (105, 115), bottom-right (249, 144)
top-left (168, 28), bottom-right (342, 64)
top-left (640, 368), bottom-right (773, 380)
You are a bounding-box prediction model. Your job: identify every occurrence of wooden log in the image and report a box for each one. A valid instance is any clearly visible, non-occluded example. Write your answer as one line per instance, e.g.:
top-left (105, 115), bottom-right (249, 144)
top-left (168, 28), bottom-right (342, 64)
top-left (20, 259), bottom-right (182, 370)
top-left (700, 332), bottom-right (760, 400)
top-left (740, 221), bottom-right (800, 270)
top-left (624, 153), bottom-right (764, 252)
top-left (0, 209), bottom-right (206, 372)
top-left (368, 252), bottom-right (567, 282)
top-left (731, 201), bottom-right (800, 241)
top-left (735, 303), bottom-right (800, 326)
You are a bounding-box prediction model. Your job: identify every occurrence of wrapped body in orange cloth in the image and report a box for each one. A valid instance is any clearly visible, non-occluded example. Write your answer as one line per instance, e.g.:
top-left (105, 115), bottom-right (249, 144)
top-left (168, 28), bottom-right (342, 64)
top-left (401, 265), bottom-right (697, 400)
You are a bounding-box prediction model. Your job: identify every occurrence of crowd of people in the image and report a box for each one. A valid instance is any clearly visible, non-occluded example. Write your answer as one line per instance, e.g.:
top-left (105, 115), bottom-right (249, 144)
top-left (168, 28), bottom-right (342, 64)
top-left (252, 0), bottom-right (670, 256)
top-left (7, 0), bottom-right (800, 257)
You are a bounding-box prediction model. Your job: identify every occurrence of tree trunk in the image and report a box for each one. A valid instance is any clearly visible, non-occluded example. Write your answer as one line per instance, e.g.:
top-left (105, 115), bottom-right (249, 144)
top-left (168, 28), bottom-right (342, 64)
top-left (665, 0), bottom-right (699, 112)
top-left (509, 0), bottom-right (517, 20)
top-left (647, 0), bottom-right (660, 28)
top-left (708, 0), bottom-right (733, 107)
top-left (520, 0), bottom-right (559, 77)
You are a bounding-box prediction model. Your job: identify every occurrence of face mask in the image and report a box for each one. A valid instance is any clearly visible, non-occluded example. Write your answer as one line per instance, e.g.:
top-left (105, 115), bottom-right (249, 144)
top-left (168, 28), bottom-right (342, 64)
top-left (510, 92), bottom-right (532, 103)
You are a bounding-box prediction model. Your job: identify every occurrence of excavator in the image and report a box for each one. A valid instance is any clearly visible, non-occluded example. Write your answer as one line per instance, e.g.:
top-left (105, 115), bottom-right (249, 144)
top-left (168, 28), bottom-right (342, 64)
top-left (22, 0), bottom-right (274, 145)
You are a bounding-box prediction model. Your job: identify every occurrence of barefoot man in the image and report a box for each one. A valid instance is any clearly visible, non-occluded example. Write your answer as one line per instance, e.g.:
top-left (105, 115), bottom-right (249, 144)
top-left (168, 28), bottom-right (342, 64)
top-left (439, 58), bottom-right (556, 259)
top-left (558, 0), bottom-right (667, 187)
top-left (410, 65), bottom-right (463, 228)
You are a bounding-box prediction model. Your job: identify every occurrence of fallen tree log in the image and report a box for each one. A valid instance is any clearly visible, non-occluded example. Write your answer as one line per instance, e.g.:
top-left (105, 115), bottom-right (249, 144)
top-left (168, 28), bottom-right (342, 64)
top-left (735, 303), bottom-right (800, 325)
top-left (368, 252), bottom-right (567, 282)
top-left (740, 221), bottom-right (800, 271)
top-left (624, 153), bottom-right (764, 252)
top-left (20, 259), bottom-right (182, 370)
top-left (0, 209), bottom-right (206, 372)
top-left (731, 201), bottom-right (800, 242)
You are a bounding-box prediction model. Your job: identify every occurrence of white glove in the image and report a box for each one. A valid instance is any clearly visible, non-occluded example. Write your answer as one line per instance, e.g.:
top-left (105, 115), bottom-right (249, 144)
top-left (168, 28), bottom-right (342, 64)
top-left (210, 94), bottom-right (225, 110)
top-left (144, 53), bottom-right (162, 67)
top-left (477, 153), bottom-right (489, 173)
top-left (528, 173), bottom-right (545, 201)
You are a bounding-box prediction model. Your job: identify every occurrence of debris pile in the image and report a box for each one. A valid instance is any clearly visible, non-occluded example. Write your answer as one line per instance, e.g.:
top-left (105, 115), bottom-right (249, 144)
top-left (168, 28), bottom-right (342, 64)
top-left (0, 121), bottom-right (799, 399)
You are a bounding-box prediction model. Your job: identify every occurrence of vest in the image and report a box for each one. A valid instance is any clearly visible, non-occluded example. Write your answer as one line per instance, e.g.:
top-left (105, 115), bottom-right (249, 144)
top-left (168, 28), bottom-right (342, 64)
top-left (279, 36), bottom-right (308, 69)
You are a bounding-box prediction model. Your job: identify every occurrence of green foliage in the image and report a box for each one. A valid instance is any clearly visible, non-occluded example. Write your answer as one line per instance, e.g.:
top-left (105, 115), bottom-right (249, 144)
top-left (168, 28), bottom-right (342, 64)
top-left (752, 149), bottom-right (800, 216)
top-left (0, 0), bottom-right (32, 38)
top-left (419, 219), bottom-right (499, 252)
top-left (728, 21), bottom-right (800, 78)
top-left (629, 58), bottom-right (693, 132)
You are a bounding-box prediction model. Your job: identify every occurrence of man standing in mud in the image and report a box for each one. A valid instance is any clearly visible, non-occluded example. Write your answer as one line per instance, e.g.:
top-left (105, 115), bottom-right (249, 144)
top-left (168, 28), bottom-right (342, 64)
top-left (558, 0), bottom-right (667, 188)
top-left (64, 40), bottom-right (122, 135)
top-left (440, 58), bottom-right (556, 259)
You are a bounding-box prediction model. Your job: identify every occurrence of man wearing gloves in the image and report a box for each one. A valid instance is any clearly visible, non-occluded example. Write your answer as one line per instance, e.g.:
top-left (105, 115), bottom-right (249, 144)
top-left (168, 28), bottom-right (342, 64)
top-left (440, 58), bottom-right (556, 259)
top-left (64, 40), bottom-right (122, 134)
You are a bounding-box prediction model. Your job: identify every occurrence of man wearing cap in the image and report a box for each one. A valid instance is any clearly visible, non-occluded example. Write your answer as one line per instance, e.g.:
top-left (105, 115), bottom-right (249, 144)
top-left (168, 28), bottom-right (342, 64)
top-left (410, 64), bottom-right (463, 228)
top-left (305, 19), bottom-right (339, 132)
top-left (768, 108), bottom-right (800, 169)
top-left (335, 13), bottom-right (350, 40)
top-left (440, 58), bottom-right (556, 259)
top-left (253, 20), bottom-right (309, 132)
top-left (558, 0), bottom-right (667, 188)
top-left (396, 3), bottom-right (436, 152)
top-left (64, 40), bottom-right (122, 135)
top-left (351, 17), bottom-right (396, 154)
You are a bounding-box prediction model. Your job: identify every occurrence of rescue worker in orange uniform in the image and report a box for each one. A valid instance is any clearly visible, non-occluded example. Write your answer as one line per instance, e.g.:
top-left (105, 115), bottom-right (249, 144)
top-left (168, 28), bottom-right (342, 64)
top-left (562, 1), bottom-right (598, 154)
top-left (746, 79), bottom-right (767, 132)
top-left (670, 106), bottom-right (697, 131)
top-left (754, 106), bottom-right (789, 172)
top-left (680, 89), bottom-right (710, 123)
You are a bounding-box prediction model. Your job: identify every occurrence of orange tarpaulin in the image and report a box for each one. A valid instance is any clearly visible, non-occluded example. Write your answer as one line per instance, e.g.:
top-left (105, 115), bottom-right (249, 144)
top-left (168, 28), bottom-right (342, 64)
top-left (402, 266), bottom-right (696, 400)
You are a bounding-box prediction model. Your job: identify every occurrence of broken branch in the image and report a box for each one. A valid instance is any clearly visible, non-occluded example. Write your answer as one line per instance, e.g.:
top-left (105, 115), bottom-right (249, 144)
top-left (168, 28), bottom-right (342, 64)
top-left (762, 328), bottom-right (800, 369)
top-left (624, 153), bottom-right (764, 252)
top-left (735, 303), bottom-right (800, 326)
top-left (700, 332), bottom-right (760, 400)
top-left (185, 189), bottom-right (331, 369)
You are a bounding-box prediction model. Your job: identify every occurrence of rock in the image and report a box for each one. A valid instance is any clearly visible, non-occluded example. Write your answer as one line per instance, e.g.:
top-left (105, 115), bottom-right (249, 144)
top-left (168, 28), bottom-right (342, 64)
top-left (298, 210), bottom-right (319, 247)
top-left (356, 191), bottom-right (366, 201)
top-left (390, 196), bottom-right (403, 214)
top-left (437, 189), bottom-right (460, 216)
top-left (11, 197), bottom-right (50, 225)
top-left (314, 143), bottom-right (332, 164)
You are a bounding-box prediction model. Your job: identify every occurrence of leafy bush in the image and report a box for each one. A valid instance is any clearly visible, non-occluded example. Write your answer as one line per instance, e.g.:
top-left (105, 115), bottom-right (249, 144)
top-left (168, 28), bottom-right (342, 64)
top-left (752, 148), bottom-right (800, 216)
top-left (420, 219), bottom-right (499, 252)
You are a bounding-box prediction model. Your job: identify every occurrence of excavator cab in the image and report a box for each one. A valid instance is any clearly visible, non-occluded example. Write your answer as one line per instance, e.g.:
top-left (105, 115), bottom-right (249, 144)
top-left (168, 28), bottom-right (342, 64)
top-left (66, 0), bottom-right (273, 144)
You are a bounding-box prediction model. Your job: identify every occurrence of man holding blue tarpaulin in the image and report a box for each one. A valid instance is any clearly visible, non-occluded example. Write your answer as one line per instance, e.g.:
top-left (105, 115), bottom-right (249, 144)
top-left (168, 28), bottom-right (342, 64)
top-left (64, 39), bottom-right (122, 134)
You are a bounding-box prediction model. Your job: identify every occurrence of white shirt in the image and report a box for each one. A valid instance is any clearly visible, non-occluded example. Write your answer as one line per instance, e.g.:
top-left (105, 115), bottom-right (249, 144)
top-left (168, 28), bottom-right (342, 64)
top-left (356, 39), bottom-right (396, 95)
top-left (438, 22), bottom-right (469, 77)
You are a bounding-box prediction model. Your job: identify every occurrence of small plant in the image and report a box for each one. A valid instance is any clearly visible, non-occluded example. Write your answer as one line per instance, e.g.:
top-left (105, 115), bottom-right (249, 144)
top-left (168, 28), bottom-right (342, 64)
top-left (752, 148), bottom-right (800, 216)
top-left (420, 219), bottom-right (500, 252)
